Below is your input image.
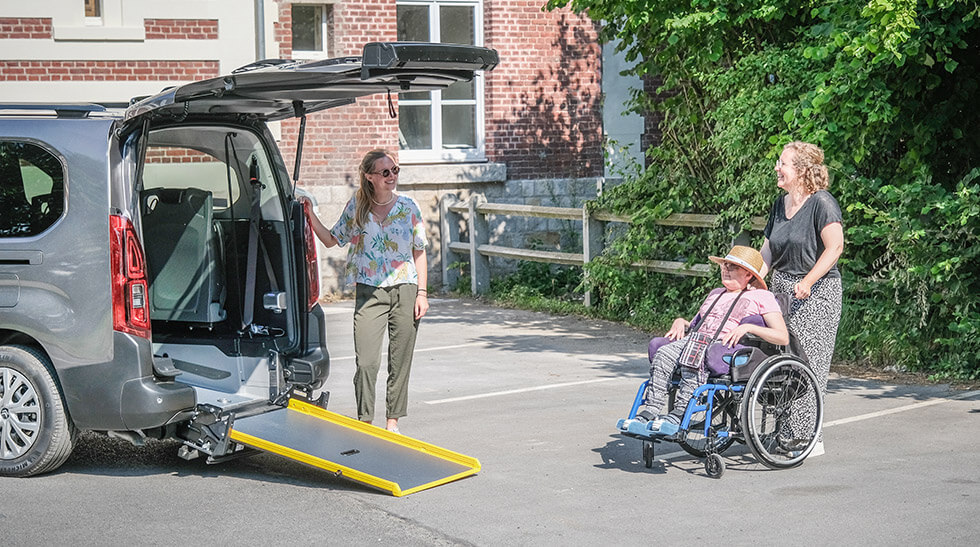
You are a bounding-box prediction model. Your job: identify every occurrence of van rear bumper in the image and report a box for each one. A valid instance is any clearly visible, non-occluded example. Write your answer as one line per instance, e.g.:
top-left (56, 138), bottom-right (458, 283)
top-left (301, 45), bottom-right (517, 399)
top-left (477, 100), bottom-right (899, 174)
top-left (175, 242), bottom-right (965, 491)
top-left (120, 375), bottom-right (197, 429)
top-left (60, 331), bottom-right (196, 431)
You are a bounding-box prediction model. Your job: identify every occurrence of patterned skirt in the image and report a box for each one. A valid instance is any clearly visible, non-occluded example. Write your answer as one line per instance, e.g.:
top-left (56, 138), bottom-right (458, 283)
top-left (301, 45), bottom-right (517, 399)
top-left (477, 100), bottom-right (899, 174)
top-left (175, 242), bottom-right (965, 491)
top-left (770, 270), bottom-right (843, 441)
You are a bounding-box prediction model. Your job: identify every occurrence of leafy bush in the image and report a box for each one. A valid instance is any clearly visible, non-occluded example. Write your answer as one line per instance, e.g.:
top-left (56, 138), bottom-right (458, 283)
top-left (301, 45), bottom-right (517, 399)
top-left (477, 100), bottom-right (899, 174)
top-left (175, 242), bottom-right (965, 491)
top-left (546, 0), bottom-right (980, 379)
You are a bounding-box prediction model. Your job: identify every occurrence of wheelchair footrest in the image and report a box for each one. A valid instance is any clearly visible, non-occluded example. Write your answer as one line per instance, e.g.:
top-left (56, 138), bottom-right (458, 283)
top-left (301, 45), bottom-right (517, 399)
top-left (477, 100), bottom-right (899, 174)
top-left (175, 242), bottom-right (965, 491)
top-left (617, 418), bottom-right (679, 439)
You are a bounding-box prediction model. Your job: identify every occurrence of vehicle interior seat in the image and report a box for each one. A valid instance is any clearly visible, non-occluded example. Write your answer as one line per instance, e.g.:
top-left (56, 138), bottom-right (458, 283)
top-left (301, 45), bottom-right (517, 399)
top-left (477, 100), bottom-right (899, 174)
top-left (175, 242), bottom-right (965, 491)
top-left (141, 187), bottom-right (227, 324)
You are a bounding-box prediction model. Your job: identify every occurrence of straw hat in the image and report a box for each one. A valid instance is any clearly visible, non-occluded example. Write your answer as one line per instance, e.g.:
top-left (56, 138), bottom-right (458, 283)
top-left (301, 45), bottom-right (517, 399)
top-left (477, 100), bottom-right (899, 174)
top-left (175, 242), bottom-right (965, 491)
top-left (708, 245), bottom-right (768, 289)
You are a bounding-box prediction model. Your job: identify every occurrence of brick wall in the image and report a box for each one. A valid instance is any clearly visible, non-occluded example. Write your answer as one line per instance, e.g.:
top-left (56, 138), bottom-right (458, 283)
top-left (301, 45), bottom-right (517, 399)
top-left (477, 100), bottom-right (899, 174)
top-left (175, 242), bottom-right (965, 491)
top-left (144, 19), bottom-right (219, 40)
top-left (274, 4), bottom-right (293, 59)
top-left (641, 75), bottom-right (665, 163)
top-left (0, 17), bottom-right (52, 39)
top-left (145, 148), bottom-right (217, 163)
top-left (484, 2), bottom-right (604, 180)
top-left (0, 60), bottom-right (219, 81)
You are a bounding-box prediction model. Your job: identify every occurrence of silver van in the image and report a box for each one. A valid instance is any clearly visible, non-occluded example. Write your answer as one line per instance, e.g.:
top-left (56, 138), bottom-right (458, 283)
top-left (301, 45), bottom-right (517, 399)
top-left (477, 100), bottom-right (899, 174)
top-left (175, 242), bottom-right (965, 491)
top-left (0, 42), bottom-right (498, 477)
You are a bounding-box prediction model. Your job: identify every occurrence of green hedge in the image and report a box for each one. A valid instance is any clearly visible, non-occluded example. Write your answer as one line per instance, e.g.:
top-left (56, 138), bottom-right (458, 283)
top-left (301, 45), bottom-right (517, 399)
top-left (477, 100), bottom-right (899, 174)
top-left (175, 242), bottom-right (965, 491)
top-left (545, 0), bottom-right (980, 379)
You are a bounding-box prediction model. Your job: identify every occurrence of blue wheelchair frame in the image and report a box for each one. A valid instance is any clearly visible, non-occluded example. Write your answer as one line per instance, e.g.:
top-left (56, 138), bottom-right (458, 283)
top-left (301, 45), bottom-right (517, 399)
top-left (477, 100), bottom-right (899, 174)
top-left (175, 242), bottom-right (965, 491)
top-left (618, 379), bottom-right (743, 441)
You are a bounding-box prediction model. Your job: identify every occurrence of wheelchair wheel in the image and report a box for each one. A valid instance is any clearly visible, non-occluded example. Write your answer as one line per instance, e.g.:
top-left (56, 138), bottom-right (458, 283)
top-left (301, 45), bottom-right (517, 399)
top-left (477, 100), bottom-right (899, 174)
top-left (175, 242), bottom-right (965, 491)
top-left (704, 453), bottom-right (725, 478)
top-left (642, 440), bottom-right (654, 468)
top-left (741, 355), bottom-right (823, 469)
top-left (676, 388), bottom-right (737, 458)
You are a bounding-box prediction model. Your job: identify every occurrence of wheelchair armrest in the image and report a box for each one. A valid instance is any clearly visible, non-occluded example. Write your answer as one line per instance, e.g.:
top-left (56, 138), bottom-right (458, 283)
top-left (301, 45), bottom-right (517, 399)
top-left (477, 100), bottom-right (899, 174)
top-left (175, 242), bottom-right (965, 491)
top-left (738, 333), bottom-right (781, 355)
top-left (739, 333), bottom-right (765, 347)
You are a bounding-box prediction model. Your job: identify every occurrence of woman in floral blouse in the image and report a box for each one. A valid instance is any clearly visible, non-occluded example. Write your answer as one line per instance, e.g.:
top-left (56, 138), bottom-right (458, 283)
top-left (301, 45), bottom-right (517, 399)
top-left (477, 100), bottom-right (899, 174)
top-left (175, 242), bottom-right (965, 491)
top-left (304, 149), bottom-right (429, 434)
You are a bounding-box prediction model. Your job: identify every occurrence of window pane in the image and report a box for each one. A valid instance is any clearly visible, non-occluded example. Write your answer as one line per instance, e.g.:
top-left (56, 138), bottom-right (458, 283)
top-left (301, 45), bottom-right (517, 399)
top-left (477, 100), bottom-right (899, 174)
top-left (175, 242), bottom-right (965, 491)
top-left (292, 5), bottom-right (323, 51)
top-left (85, 0), bottom-right (101, 17)
top-left (399, 91), bottom-right (430, 101)
top-left (0, 141), bottom-right (64, 237)
top-left (440, 6), bottom-right (474, 45)
top-left (397, 5), bottom-right (430, 41)
top-left (399, 105), bottom-right (433, 149)
top-left (442, 105), bottom-right (475, 148)
top-left (143, 146), bottom-right (236, 210)
top-left (443, 80), bottom-right (474, 101)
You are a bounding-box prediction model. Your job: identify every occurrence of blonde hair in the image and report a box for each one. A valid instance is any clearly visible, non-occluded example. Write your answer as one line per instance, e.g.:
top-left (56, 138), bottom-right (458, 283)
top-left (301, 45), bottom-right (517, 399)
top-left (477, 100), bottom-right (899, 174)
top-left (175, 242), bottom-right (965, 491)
top-left (784, 141), bottom-right (830, 194)
top-left (354, 149), bottom-right (394, 229)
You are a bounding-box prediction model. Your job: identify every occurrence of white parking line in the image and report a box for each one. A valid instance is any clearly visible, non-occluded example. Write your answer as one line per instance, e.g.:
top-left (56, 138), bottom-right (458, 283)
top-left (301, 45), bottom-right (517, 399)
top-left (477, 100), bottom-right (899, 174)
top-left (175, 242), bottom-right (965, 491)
top-left (424, 378), bottom-right (622, 405)
top-left (330, 341), bottom-right (488, 362)
top-left (823, 389), bottom-right (980, 428)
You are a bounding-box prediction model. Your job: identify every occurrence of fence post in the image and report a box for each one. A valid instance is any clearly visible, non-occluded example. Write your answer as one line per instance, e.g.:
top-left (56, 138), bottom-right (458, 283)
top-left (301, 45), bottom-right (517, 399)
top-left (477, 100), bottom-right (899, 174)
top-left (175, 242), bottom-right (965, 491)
top-left (582, 204), bottom-right (604, 307)
top-left (468, 194), bottom-right (490, 294)
top-left (440, 194), bottom-right (461, 292)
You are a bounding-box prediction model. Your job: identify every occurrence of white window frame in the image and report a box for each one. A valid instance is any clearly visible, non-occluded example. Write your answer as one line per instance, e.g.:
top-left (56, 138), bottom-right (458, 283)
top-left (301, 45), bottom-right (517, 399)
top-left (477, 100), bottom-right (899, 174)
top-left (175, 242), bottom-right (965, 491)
top-left (397, 0), bottom-right (486, 164)
top-left (291, 2), bottom-right (330, 60)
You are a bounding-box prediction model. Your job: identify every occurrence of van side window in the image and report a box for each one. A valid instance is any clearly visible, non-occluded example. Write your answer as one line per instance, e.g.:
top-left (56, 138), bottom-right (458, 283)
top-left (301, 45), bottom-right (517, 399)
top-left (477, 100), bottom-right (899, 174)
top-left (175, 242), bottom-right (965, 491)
top-left (0, 141), bottom-right (65, 237)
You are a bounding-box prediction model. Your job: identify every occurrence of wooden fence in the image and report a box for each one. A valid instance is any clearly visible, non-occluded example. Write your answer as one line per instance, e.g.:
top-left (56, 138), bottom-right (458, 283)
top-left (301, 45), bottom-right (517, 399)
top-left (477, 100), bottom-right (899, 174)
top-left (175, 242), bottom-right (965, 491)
top-left (439, 194), bottom-right (766, 306)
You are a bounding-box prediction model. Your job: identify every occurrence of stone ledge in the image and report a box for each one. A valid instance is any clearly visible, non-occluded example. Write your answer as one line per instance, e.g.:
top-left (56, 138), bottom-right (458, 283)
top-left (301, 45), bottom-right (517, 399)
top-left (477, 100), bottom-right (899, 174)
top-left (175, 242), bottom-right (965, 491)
top-left (53, 26), bottom-right (145, 41)
top-left (398, 162), bottom-right (507, 187)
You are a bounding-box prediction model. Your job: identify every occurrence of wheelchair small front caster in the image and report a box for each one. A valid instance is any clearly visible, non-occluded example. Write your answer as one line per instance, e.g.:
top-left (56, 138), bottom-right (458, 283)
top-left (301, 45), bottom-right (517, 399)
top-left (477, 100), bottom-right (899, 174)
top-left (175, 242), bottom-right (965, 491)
top-left (705, 453), bottom-right (725, 478)
top-left (642, 440), bottom-right (654, 468)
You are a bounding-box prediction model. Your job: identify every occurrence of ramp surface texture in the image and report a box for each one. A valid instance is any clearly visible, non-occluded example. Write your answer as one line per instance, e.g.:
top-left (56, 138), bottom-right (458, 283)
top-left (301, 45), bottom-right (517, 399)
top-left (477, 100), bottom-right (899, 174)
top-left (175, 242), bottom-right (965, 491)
top-left (229, 399), bottom-right (479, 496)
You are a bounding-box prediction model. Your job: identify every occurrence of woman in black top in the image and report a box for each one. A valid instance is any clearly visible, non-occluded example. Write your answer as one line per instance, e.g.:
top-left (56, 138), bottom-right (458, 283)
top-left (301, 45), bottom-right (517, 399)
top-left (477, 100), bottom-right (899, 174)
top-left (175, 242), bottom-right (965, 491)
top-left (761, 141), bottom-right (844, 456)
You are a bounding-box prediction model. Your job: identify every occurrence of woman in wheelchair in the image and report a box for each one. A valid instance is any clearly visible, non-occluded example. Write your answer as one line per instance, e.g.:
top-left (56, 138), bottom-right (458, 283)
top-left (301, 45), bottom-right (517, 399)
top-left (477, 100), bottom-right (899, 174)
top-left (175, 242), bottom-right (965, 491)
top-left (629, 245), bottom-right (788, 435)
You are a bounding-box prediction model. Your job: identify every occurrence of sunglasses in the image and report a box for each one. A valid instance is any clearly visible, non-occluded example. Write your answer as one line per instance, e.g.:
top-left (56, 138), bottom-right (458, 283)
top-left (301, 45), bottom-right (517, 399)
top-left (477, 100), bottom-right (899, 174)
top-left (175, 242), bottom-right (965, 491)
top-left (370, 165), bottom-right (400, 178)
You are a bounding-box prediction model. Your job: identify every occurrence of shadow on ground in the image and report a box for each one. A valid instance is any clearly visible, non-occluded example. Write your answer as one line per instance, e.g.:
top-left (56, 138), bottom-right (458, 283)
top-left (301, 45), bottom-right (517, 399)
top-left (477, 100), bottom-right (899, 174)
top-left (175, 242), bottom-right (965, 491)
top-left (59, 431), bottom-right (373, 495)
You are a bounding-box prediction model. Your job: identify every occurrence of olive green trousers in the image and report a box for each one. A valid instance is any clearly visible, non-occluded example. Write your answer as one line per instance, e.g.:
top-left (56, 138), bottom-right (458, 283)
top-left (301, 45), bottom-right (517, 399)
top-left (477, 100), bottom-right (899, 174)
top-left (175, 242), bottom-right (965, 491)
top-left (352, 283), bottom-right (420, 422)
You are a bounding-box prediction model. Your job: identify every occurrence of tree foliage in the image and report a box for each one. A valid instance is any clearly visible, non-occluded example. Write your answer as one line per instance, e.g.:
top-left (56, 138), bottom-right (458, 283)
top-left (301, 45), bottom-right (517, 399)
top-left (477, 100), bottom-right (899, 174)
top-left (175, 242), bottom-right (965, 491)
top-left (545, 0), bottom-right (980, 378)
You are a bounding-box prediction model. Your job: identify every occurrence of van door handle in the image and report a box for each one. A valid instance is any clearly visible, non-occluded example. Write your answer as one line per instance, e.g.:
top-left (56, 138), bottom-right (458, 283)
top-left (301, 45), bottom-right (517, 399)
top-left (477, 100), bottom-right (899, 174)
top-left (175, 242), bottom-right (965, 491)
top-left (0, 250), bottom-right (43, 265)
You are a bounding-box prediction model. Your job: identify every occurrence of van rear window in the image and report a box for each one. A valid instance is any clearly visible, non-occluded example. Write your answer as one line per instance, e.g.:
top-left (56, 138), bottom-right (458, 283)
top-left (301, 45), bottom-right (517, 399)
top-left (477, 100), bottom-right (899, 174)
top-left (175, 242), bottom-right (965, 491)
top-left (0, 141), bottom-right (65, 238)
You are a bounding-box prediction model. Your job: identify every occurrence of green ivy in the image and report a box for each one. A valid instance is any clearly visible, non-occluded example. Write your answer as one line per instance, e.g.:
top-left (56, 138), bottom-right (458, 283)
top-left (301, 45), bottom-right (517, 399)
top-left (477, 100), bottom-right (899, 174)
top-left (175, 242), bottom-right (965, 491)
top-left (545, 0), bottom-right (980, 378)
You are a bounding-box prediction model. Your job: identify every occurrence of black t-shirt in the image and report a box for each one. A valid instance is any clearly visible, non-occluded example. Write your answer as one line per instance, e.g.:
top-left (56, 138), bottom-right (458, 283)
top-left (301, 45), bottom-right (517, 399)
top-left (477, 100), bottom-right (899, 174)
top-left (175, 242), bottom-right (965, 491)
top-left (763, 190), bottom-right (843, 279)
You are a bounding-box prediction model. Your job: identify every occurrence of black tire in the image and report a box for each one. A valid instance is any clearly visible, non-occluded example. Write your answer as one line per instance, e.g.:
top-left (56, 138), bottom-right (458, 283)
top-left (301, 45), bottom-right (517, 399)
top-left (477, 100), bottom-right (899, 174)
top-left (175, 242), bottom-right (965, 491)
top-left (704, 453), bottom-right (725, 478)
top-left (0, 345), bottom-right (77, 477)
top-left (642, 440), bottom-right (654, 468)
top-left (740, 356), bottom-right (822, 469)
top-left (675, 388), bottom-right (737, 458)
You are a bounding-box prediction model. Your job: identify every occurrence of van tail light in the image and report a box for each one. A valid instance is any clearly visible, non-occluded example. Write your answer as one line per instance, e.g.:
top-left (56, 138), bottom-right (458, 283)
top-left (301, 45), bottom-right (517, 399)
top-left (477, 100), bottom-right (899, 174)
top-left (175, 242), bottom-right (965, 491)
top-left (110, 215), bottom-right (152, 339)
top-left (302, 200), bottom-right (320, 311)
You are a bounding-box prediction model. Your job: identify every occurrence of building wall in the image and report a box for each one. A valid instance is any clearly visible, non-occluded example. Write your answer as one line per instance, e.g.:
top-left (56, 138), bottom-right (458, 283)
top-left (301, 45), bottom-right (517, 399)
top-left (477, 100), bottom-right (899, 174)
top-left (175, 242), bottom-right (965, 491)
top-left (0, 1), bottom-right (256, 103)
top-left (482, 1), bottom-right (603, 180)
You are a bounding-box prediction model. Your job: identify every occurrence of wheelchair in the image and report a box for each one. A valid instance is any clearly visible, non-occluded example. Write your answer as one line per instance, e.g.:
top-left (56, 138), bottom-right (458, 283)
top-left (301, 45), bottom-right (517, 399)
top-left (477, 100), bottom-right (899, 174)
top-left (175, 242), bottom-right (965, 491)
top-left (616, 335), bottom-right (823, 478)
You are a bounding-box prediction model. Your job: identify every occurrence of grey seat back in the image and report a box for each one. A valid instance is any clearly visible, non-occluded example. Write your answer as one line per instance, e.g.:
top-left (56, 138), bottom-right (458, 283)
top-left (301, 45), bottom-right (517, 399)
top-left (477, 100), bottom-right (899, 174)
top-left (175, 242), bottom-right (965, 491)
top-left (141, 188), bottom-right (226, 323)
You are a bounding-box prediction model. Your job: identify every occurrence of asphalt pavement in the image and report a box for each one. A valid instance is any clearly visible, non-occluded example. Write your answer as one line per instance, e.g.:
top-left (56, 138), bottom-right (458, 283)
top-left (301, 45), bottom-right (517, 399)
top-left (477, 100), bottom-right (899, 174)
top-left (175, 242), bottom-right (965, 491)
top-left (2, 297), bottom-right (979, 545)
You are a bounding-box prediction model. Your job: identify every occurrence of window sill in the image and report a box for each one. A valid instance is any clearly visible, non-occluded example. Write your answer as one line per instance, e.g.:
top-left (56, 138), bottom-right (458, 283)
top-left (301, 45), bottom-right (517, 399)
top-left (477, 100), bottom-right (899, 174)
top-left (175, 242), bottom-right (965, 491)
top-left (398, 163), bottom-right (507, 188)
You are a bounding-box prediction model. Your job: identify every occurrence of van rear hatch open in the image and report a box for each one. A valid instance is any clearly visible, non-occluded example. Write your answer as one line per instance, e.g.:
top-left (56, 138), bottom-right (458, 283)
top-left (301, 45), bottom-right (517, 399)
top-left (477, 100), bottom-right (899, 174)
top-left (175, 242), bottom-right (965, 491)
top-left (125, 42), bottom-right (499, 122)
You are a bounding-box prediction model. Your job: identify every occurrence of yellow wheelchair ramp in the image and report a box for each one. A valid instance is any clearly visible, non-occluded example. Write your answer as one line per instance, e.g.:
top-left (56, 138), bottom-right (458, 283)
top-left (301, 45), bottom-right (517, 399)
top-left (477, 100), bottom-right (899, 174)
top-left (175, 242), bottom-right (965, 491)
top-left (228, 398), bottom-right (479, 496)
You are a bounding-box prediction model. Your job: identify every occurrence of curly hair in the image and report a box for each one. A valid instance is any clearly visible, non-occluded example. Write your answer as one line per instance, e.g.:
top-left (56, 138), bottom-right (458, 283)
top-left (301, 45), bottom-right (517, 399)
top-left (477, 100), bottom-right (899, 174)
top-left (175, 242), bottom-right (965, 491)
top-left (354, 149), bottom-right (395, 229)
top-left (784, 141), bottom-right (830, 194)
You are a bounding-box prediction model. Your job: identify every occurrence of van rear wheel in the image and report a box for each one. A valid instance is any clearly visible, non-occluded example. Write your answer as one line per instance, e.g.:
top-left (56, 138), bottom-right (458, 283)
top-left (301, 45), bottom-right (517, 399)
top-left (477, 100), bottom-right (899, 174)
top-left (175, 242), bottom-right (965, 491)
top-left (0, 345), bottom-right (76, 477)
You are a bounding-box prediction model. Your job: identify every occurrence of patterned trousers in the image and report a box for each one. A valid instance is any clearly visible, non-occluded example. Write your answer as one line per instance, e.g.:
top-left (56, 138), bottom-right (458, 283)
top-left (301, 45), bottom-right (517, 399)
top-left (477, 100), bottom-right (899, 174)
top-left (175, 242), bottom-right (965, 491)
top-left (641, 335), bottom-right (705, 417)
top-left (770, 270), bottom-right (843, 440)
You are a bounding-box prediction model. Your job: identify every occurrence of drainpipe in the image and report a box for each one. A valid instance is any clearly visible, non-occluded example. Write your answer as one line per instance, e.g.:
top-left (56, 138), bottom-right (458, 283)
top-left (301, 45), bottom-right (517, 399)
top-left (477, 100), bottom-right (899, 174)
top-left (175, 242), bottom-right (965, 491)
top-left (255, 0), bottom-right (266, 61)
